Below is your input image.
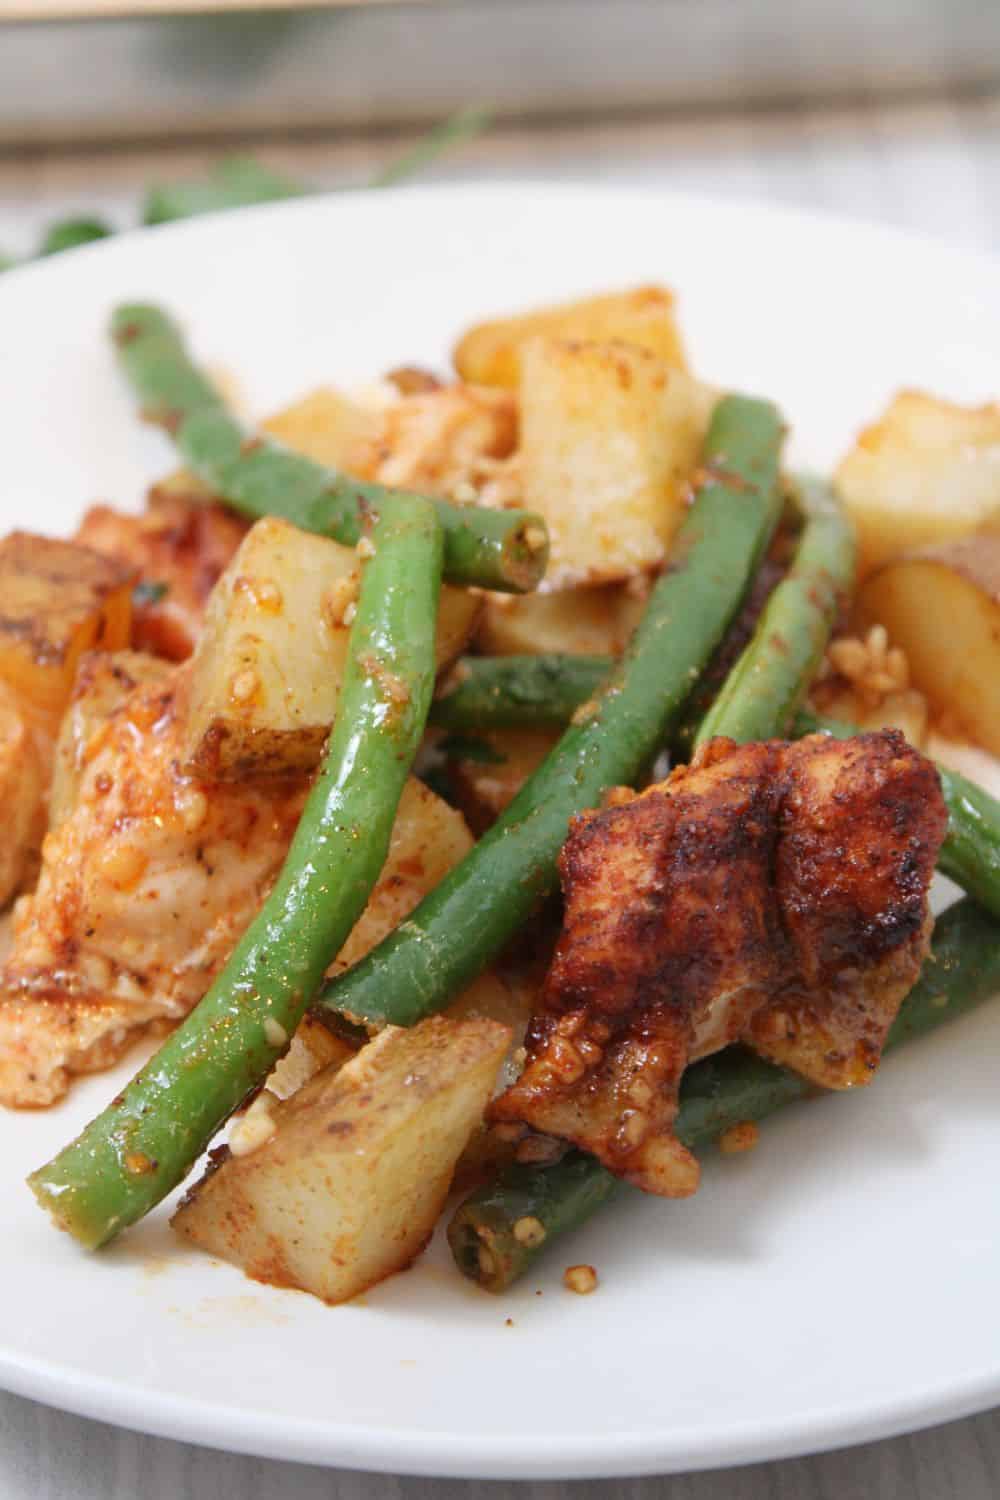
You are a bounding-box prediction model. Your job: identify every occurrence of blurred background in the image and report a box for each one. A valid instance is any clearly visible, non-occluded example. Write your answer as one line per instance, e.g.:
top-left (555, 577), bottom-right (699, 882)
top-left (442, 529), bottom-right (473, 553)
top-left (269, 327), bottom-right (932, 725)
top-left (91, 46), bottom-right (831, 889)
top-left (0, 0), bottom-right (998, 260)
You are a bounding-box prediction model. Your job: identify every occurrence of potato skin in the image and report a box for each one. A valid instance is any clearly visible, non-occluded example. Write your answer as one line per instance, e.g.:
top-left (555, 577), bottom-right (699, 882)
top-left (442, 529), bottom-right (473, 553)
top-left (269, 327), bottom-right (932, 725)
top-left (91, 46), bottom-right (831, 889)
top-left (172, 1016), bottom-right (511, 1304)
top-left (835, 390), bottom-right (1000, 577)
top-left (453, 284), bottom-right (688, 388)
top-left (856, 536), bottom-right (1000, 754)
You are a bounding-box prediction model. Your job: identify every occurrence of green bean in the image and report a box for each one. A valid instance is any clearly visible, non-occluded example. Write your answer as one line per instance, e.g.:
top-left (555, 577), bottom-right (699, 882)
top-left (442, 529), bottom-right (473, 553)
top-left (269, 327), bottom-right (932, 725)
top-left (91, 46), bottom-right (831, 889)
top-left (430, 654), bottom-right (611, 732)
top-left (29, 496), bottom-right (442, 1249)
top-left (450, 897), bottom-right (1000, 1291)
top-left (694, 475), bottom-right (855, 744)
top-left (314, 394), bottom-right (785, 1029)
top-left (38, 218), bottom-right (113, 256)
top-left (110, 303), bottom-right (548, 593)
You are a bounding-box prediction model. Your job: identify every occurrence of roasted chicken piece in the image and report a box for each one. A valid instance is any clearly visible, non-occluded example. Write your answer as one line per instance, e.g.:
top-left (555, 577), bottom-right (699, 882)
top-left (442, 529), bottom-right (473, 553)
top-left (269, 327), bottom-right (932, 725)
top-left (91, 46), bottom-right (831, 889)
top-left (491, 732), bottom-right (947, 1196)
top-left (76, 492), bottom-right (248, 661)
top-left (0, 658), bottom-right (481, 1108)
top-left (0, 665), bottom-right (307, 1106)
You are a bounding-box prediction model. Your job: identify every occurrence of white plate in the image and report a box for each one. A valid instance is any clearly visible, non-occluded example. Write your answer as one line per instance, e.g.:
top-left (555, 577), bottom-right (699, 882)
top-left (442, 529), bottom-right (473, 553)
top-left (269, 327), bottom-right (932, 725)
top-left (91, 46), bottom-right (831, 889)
top-left (2, 183), bottom-right (1000, 1480)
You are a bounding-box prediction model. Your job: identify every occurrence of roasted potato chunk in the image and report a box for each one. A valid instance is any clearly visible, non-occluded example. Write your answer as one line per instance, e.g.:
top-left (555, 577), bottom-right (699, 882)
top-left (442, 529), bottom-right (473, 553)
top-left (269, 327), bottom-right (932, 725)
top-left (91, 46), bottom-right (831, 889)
top-left (447, 727), bottom-right (558, 833)
top-left (478, 578), bottom-right (649, 657)
top-left (351, 384), bottom-right (517, 497)
top-left (856, 537), bottom-right (1000, 755)
top-left (172, 1016), bottom-right (511, 1304)
top-left (0, 680), bottom-right (46, 907)
top-left (49, 650), bottom-right (171, 829)
top-left (836, 390), bottom-right (1000, 577)
top-left (184, 517), bottom-right (481, 778)
top-left (0, 533), bottom-right (134, 725)
top-left (453, 284), bottom-right (688, 388)
top-left (261, 386), bottom-right (379, 471)
top-left (519, 339), bottom-right (712, 587)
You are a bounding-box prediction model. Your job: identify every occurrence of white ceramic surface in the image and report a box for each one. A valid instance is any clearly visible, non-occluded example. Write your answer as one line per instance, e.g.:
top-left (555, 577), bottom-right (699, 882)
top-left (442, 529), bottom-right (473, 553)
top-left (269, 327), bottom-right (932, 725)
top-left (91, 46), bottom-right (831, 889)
top-left (1, 184), bottom-right (999, 1480)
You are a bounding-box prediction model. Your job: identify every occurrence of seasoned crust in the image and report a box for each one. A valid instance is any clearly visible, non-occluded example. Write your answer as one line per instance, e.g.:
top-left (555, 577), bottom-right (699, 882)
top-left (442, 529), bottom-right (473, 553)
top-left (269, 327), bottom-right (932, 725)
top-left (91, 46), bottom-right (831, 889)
top-left (491, 731), bottom-right (947, 1196)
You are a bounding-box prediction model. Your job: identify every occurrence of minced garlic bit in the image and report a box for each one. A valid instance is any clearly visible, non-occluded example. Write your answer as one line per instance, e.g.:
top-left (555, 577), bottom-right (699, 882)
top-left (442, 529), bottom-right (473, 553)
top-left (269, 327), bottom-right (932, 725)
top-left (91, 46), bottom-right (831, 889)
top-left (229, 668), bottom-right (259, 704)
top-left (234, 574), bottom-right (283, 613)
top-left (356, 536), bottom-right (377, 561)
top-left (524, 525), bottom-right (548, 553)
top-left (563, 1263), bottom-right (598, 1295)
top-left (263, 1017), bottom-right (288, 1049)
top-left (124, 1151), bottom-right (155, 1176)
top-left (451, 480), bottom-right (479, 505)
top-left (570, 697), bottom-right (600, 727)
top-left (229, 1092), bottom-right (278, 1157)
top-left (810, 622), bottom-right (927, 744)
top-left (96, 840), bottom-right (148, 892)
top-left (718, 1120), bottom-right (760, 1155)
top-left (512, 1215), bottom-right (547, 1248)
top-left (475, 453), bottom-right (523, 511)
top-left (325, 572), bottom-right (360, 628)
top-left (826, 624), bottom-right (908, 704)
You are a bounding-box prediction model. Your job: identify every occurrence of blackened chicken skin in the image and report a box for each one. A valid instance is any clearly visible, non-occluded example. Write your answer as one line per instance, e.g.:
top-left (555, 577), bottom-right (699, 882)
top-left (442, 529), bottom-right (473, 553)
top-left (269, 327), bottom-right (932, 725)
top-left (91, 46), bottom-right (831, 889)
top-left (491, 731), bottom-right (947, 1197)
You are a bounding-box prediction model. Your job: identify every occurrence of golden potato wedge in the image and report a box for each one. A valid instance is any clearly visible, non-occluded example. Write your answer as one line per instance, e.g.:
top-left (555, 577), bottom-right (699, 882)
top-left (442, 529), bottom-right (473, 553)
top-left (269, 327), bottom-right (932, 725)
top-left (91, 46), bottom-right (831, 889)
top-left (261, 386), bottom-right (379, 471)
top-left (184, 517), bottom-right (481, 778)
top-left (835, 390), bottom-right (1000, 577)
top-left (0, 533), bottom-right (135, 725)
top-left (0, 680), bottom-right (46, 907)
top-left (49, 650), bottom-right (171, 829)
top-left (519, 339), bottom-right (713, 587)
top-left (478, 578), bottom-right (649, 657)
top-left (446, 728), bottom-right (558, 833)
top-left (453, 284), bottom-right (688, 388)
top-left (172, 1015), bottom-right (511, 1304)
top-left (153, 386), bottom-right (380, 508)
top-left (856, 537), bottom-right (1000, 753)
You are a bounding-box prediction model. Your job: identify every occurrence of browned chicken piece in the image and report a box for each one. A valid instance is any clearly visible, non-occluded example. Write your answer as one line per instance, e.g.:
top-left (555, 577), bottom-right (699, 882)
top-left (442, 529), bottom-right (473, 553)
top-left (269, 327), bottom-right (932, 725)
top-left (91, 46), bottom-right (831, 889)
top-left (0, 660), bottom-right (478, 1108)
top-left (0, 665), bottom-right (308, 1107)
top-left (76, 492), bottom-right (248, 661)
top-left (491, 731), bottom-right (947, 1197)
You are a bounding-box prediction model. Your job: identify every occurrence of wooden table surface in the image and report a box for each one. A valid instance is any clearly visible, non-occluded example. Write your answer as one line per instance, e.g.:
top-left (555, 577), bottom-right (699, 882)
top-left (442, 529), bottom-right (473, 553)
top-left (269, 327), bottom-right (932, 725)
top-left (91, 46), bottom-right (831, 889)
top-left (1, 89), bottom-right (999, 1498)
